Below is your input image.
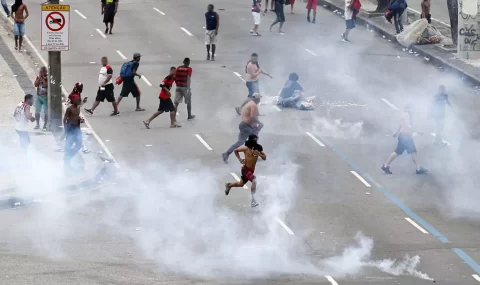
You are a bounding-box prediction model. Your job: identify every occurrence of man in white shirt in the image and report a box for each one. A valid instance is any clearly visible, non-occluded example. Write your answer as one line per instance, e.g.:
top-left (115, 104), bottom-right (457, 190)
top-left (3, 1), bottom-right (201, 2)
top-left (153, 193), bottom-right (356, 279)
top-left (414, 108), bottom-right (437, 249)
top-left (341, 0), bottom-right (355, 42)
top-left (84, 57), bottom-right (119, 116)
top-left (13, 94), bottom-right (35, 150)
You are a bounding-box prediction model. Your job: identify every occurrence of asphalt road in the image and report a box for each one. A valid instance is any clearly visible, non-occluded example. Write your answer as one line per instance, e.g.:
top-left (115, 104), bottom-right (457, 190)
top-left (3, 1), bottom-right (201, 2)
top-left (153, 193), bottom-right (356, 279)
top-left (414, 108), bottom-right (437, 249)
top-left (1, 0), bottom-right (480, 284)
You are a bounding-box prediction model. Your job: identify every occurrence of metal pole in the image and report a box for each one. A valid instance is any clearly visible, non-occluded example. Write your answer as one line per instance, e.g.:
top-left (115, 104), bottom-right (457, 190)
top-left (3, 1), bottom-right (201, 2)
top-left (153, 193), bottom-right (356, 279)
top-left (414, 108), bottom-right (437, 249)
top-left (47, 0), bottom-right (63, 133)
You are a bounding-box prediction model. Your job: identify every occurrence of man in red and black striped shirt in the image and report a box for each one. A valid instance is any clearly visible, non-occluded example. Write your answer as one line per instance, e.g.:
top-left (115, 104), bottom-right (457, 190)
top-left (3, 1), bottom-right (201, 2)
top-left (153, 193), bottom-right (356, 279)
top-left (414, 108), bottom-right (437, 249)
top-left (174, 58), bottom-right (195, 120)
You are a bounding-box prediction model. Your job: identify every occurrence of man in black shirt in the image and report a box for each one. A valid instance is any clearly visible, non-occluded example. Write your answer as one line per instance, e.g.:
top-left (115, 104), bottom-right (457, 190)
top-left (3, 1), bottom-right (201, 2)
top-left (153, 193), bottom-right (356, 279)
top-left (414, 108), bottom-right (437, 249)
top-left (101, 0), bottom-right (118, 34)
top-left (205, 4), bottom-right (219, 61)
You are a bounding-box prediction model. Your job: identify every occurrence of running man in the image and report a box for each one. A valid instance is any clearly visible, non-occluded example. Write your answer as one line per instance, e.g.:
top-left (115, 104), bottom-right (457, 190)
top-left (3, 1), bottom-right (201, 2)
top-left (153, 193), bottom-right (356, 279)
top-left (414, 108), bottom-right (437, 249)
top-left (102, 0), bottom-right (118, 34)
top-left (13, 94), bottom-right (35, 150)
top-left (143, 67), bottom-right (181, 129)
top-left (428, 85), bottom-right (452, 147)
top-left (34, 66), bottom-right (48, 131)
top-left (116, 53), bottom-right (145, 112)
top-left (381, 103), bottom-right (428, 175)
top-left (250, 0), bottom-right (264, 36)
top-left (175, 58), bottom-right (195, 120)
top-left (306, 0), bottom-right (318, 23)
top-left (270, 0), bottom-right (285, 33)
top-left (85, 57), bottom-right (119, 116)
top-left (205, 4), bottom-right (219, 61)
top-left (235, 53), bottom-right (271, 115)
top-left (225, 134), bottom-right (266, 208)
top-left (223, 93), bottom-right (263, 163)
top-left (64, 94), bottom-right (83, 167)
top-left (11, 0), bottom-right (28, 52)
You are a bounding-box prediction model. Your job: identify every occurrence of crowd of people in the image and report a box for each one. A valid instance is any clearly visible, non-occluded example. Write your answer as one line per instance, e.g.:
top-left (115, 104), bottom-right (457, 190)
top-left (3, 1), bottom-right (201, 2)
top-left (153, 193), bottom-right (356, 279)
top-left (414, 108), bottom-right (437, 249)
top-left (9, 0), bottom-right (447, 205)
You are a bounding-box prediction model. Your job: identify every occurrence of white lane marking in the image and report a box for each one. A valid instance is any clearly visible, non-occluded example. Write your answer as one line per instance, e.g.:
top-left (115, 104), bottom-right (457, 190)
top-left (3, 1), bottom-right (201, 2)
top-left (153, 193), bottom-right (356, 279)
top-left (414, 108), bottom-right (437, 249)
top-left (405, 217), bottom-right (429, 234)
top-left (3, 15), bottom-right (120, 168)
top-left (230, 173), bottom-right (248, 189)
top-left (153, 7), bottom-right (166, 15)
top-left (350, 171), bottom-right (371, 187)
top-left (233, 72), bottom-right (246, 83)
top-left (273, 105), bottom-right (282, 112)
top-left (95, 28), bottom-right (107, 38)
top-left (304, 48), bottom-right (318, 56)
top-left (116, 50), bottom-right (127, 60)
top-left (407, 7), bottom-right (451, 27)
top-left (381, 98), bottom-right (400, 111)
top-left (74, 9), bottom-right (87, 19)
top-left (326, 276), bottom-right (339, 285)
top-left (141, 76), bottom-right (153, 86)
top-left (195, 134), bottom-right (213, 151)
top-left (180, 27), bottom-right (194, 36)
top-left (305, 132), bottom-right (325, 147)
top-left (89, 61), bottom-right (96, 64)
top-left (472, 274), bottom-right (480, 282)
top-left (344, 74), bottom-right (355, 80)
top-left (430, 133), bottom-right (451, 146)
top-left (275, 217), bottom-right (295, 235)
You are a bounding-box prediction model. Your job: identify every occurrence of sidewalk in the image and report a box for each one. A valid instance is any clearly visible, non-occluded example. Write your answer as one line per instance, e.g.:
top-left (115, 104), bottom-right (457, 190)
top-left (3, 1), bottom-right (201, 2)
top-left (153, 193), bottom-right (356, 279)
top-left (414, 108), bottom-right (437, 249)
top-left (317, 0), bottom-right (480, 86)
top-left (0, 17), bottom-right (105, 203)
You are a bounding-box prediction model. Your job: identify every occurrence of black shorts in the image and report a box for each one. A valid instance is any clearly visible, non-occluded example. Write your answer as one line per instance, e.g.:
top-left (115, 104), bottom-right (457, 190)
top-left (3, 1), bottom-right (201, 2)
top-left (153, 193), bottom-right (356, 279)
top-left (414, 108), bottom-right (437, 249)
top-left (103, 12), bottom-right (115, 23)
top-left (96, 84), bottom-right (115, 102)
top-left (120, 81), bottom-right (140, 98)
top-left (395, 133), bottom-right (417, 155)
top-left (158, 98), bottom-right (175, 112)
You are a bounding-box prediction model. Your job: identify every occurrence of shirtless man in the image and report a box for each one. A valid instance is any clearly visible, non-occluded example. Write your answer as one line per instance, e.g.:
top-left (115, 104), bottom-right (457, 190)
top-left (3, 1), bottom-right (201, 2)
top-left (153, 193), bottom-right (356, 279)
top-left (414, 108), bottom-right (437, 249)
top-left (225, 134), bottom-right (266, 207)
top-left (223, 93), bottom-right (264, 163)
top-left (421, 0), bottom-right (431, 24)
top-left (11, 0), bottom-right (28, 51)
top-left (381, 103), bottom-right (428, 175)
top-left (64, 94), bottom-right (83, 167)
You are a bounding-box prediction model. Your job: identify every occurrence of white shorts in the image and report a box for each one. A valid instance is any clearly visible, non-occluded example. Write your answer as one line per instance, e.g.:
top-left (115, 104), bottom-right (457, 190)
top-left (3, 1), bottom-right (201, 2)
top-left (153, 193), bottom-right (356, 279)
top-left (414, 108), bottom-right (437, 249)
top-left (252, 12), bottom-right (261, 25)
top-left (205, 30), bottom-right (217, 45)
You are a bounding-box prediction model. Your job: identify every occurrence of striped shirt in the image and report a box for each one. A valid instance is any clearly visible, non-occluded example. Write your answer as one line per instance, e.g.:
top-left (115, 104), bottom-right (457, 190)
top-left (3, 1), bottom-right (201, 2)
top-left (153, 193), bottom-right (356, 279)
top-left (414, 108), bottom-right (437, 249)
top-left (175, 66), bottom-right (192, 87)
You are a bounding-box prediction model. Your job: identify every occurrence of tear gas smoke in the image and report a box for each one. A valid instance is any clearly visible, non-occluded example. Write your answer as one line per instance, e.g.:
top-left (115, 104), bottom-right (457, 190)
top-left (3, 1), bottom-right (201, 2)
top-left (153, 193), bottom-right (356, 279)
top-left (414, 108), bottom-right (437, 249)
top-left (1, 144), bottom-right (431, 281)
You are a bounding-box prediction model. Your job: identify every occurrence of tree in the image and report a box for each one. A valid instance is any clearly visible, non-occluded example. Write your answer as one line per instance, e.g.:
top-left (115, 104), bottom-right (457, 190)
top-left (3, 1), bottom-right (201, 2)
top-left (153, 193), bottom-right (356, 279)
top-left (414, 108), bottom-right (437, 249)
top-left (375, 0), bottom-right (390, 12)
top-left (447, 0), bottom-right (458, 45)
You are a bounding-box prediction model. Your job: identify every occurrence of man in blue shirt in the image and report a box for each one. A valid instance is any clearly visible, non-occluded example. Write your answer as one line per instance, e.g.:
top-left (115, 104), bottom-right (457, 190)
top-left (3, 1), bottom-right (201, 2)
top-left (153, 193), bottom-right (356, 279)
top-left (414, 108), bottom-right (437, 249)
top-left (205, 4), bottom-right (219, 61)
top-left (278, 72), bottom-right (304, 107)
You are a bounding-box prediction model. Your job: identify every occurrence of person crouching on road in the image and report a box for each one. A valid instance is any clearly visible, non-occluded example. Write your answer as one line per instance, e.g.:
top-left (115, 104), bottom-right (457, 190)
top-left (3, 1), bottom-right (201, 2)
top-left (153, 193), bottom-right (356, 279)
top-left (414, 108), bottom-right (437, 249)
top-left (143, 67), bottom-right (181, 129)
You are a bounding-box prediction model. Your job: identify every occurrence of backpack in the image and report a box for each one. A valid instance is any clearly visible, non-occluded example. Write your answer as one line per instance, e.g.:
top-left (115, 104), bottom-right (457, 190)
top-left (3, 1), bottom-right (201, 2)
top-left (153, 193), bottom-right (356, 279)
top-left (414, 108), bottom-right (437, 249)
top-left (120, 61), bottom-right (135, 78)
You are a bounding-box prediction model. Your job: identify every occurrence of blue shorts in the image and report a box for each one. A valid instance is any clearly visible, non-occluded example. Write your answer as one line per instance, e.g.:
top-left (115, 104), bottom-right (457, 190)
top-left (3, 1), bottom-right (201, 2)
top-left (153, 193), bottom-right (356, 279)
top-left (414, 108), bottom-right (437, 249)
top-left (346, 19), bottom-right (356, 30)
top-left (14, 22), bottom-right (25, 36)
top-left (246, 81), bottom-right (259, 98)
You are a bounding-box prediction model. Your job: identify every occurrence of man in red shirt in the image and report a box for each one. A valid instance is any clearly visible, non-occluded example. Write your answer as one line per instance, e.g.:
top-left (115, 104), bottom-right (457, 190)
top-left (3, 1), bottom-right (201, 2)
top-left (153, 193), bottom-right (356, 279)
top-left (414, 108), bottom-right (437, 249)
top-left (143, 67), bottom-right (181, 129)
top-left (175, 58), bottom-right (195, 120)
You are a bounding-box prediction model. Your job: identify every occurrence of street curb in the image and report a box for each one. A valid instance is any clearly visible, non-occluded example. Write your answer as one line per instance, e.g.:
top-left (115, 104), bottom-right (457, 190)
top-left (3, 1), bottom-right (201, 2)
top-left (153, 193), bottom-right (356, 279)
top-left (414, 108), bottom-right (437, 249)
top-left (317, 0), bottom-right (480, 87)
top-left (0, 163), bottom-right (110, 211)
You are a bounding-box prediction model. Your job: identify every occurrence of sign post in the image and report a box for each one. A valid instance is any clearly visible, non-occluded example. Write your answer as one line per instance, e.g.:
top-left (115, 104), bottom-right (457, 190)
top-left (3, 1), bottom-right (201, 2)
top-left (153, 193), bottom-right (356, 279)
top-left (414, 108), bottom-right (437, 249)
top-left (41, 2), bottom-right (70, 132)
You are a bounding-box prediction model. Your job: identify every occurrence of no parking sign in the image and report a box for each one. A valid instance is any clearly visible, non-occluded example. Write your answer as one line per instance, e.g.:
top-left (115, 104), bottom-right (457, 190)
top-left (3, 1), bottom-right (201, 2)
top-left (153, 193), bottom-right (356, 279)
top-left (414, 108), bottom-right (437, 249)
top-left (41, 4), bottom-right (70, 51)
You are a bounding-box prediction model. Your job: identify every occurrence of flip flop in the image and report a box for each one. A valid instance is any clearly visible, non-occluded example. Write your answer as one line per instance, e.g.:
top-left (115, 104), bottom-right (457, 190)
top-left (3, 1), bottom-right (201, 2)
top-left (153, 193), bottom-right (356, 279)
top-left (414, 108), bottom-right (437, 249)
top-left (143, 120), bottom-right (150, 129)
top-left (136, 108), bottom-right (146, 111)
top-left (170, 124), bottom-right (181, 128)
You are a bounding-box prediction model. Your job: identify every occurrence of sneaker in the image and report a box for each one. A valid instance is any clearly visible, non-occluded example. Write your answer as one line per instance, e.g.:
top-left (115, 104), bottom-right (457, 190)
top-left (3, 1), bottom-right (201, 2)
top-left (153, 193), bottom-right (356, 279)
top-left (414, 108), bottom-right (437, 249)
top-left (249, 30), bottom-right (254, 34)
top-left (84, 108), bottom-right (93, 115)
top-left (235, 107), bottom-right (241, 115)
top-left (110, 111), bottom-right (120, 116)
top-left (251, 199), bottom-right (259, 208)
top-left (416, 167), bottom-right (428, 175)
top-left (252, 33), bottom-right (261, 36)
top-left (225, 183), bottom-right (231, 195)
top-left (381, 165), bottom-right (392, 174)
top-left (222, 152), bottom-right (228, 164)
top-left (312, 19), bottom-right (316, 24)
top-left (187, 115), bottom-right (196, 120)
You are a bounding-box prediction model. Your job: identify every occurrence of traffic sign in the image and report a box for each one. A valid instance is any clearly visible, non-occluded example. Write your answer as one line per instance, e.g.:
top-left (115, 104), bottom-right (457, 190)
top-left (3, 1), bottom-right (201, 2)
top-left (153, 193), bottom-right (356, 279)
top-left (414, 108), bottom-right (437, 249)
top-left (41, 4), bottom-right (70, 51)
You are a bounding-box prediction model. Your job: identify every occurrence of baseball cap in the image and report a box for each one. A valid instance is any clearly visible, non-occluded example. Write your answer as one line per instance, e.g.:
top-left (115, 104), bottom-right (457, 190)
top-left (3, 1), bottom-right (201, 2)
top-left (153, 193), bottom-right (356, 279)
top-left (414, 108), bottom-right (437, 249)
top-left (252, 92), bottom-right (262, 99)
top-left (133, 52), bottom-right (141, 58)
